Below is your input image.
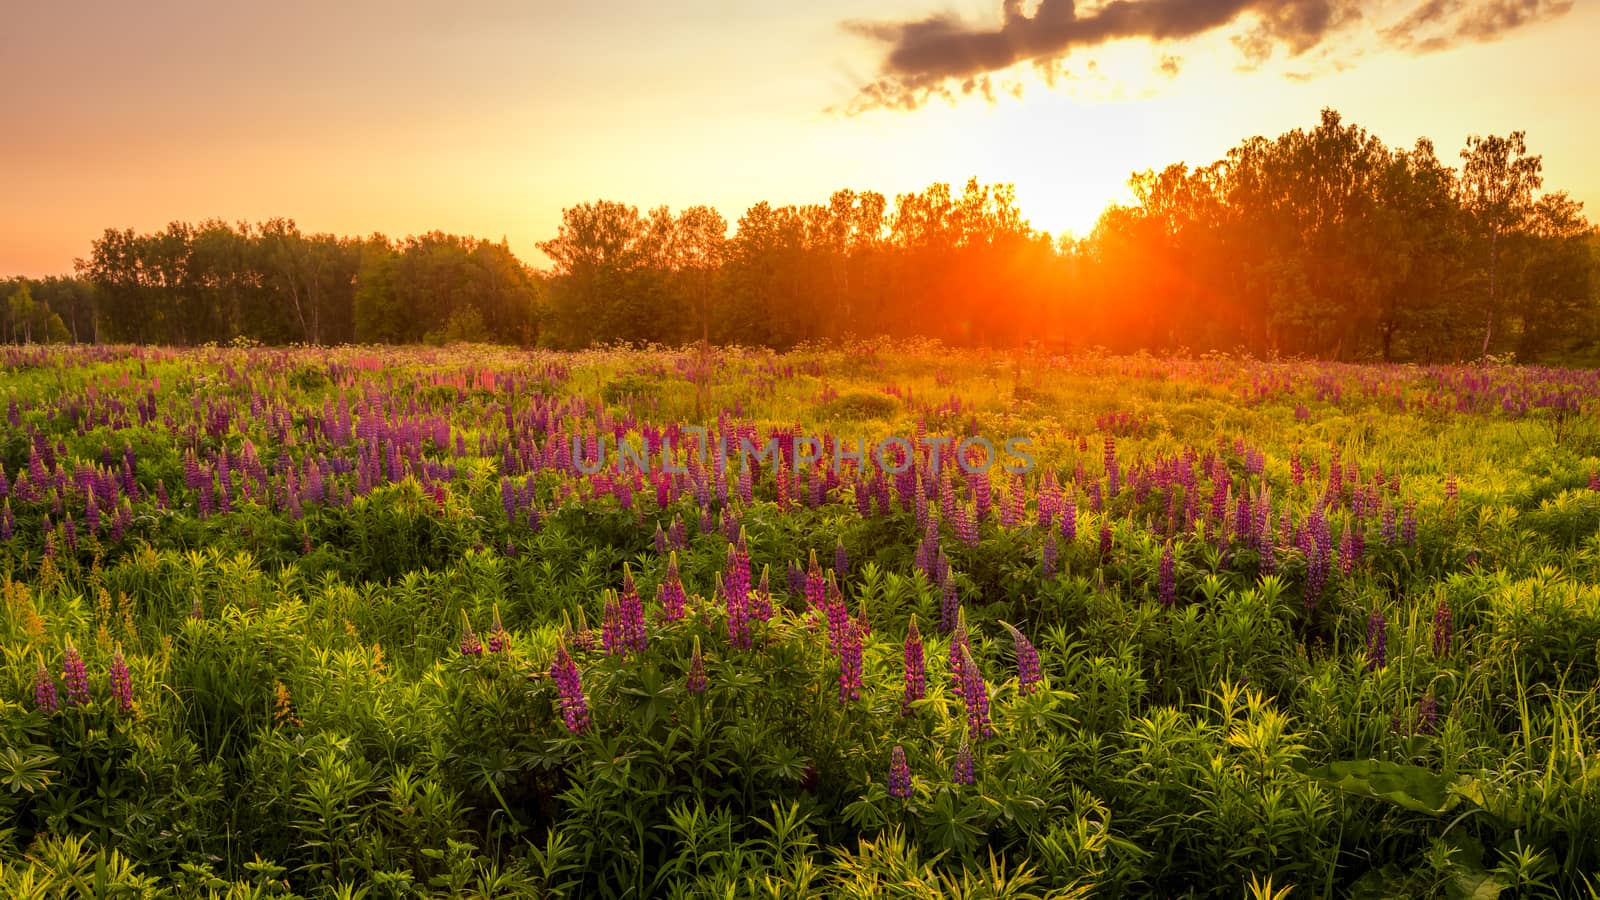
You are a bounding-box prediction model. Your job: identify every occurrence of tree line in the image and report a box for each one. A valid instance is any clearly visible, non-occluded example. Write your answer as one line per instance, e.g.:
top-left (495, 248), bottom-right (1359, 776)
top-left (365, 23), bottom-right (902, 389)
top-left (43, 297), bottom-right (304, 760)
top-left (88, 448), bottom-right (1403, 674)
top-left (5, 108), bottom-right (1595, 361)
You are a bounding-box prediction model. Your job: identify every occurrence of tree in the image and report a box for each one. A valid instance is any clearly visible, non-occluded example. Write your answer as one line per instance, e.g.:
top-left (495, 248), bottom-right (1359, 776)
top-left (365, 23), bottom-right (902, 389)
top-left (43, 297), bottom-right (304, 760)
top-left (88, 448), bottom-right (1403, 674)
top-left (1460, 132), bottom-right (1543, 357)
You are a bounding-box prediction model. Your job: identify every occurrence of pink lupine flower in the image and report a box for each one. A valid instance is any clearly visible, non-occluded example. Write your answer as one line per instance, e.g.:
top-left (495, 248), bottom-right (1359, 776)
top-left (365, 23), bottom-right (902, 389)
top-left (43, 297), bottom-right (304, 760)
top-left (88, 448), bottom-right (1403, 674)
top-left (62, 637), bottom-right (90, 707)
top-left (458, 611), bottom-right (483, 656)
top-left (486, 604), bottom-right (509, 653)
top-left (549, 641), bottom-right (591, 734)
top-left (686, 636), bottom-right (708, 695)
top-left (33, 658), bottom-right (58, 715)
top-left (837, 617), bottom-right (864, 705)
top-left (656, 552), bottom-right (687, 623)
top-left (108, 645), bottom-right (133, 713)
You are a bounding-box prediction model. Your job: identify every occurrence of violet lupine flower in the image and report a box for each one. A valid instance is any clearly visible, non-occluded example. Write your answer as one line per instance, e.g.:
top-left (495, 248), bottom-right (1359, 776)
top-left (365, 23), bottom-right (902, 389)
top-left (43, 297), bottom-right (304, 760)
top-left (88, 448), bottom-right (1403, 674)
top-left (1099, 523), bottom-right (1113, 558)
top-left (834, 541), bottom-right (849, 578)
top-left (1444, 475), bottom-right (1458, 505)
top-left (1042, 533), bottom-right (1058, 578)
top-left (887, 745), bottom-right (913, 800)
top-left (1589, 470), bottom-right (1600, 492)
top-left (958, 645), bottom-right (992, 741)
top-left (1365, 608), bottom-right (1388, 671)
top-left (1158, 543), bottom-right (1176, 606)
top-left (486, 605), bottom-right (509, 653)
top-left (686, 636), bottom-right (708, 695)
top-left (549, 642), bottom-right (591, 734)
top-left (837, 617), bottom-right (864, 705)
top-left (1381, 503), bottom-right (1398, 547)
top-left (1060, 492), bottom-right (1077, 544)
top-left (1432, 600), bottom-right (1453, 659)
top-left (903, 616), bottom-right (926, 714)
top-left (1401, 500), bottom-right (1418, 546)
top-left (62, 638), bottom-right (90, 707)
top-left (952, 737), bottom-right (975, 786)
top-left (657, 552), bottom-right (687, 623)
top-left (33, 659), bottom-right (59, 715)
top-left (459, 611), bottom-right (484, 656)
top-left (787, 560), bottom-right (806, 599)
top-left (653, 523), bottom-right (668, 555)
top-left (1002, 622), bottom-right (1043, 695)
top-left (109, 646), bottom-right (133, 713)
top-left (1416, 693), bottom-right (1438, 735)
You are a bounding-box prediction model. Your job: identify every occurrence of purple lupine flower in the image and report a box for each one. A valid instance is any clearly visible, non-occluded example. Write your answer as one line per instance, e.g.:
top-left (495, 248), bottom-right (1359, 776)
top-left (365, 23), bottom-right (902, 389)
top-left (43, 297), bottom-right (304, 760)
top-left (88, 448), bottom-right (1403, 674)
top-left (1099, 523), bottom-right (1113, 558)
top-left (1158, 543), bottom-right (1176, 606)
top-left (109, 646), bottom-right (133, 713)
top-left (486, 605), bottom-right (509, 653)
top-left (887, 745), bottom-right (912, 800)
top-left (836, 617), bottom-right (865, 705)
top-left (952, 736), bottom-right (975, 785)
top-left (1002, 622), bottom-right (1043, 695)
top-left (62, 638), bottom-right (90, 707)
top-left (1381, 502), bottom-right (1397, 546)
top-left (1059, 491), bottom-right (1077, 543)
top-left (903, 616), bottom-right (926, 714)
top-left (1104, 436), bottom-right (1120, 498)
top-left (834, 541), bottom-right (849, 578)
top-left (1444, 474), bottom-right (1458, 505)
top-left (1365, 608), bottom-right (1388, 671)
top-left (939, 560), bottom-right (960, 635)
top-left (1432, 600), bottom-right (1453, 659)
top-left (550, 642), bottom-right (591, 734)
top-left (459, 611), bottom-right (484, 656)
top-left (33, 659), bottom-right (59, 715)
top-left (653, 522), bottom-right (668, 555)
top-left (619, 566), bottom-right (648, 652)
top-left (959, 645), bottom-right (992, 741)
top-left (1042, 532), bottom-right (1057, 578)
top-left (1588, 470), bottom-right (1600, 492)
top-left (1402, 500), bottom-right (1418, 546)
top-left (1416, 692), bottom-right (1438, 735)
top-left (657, 552), bottom-right (687, 623)
top-left (686, 636), bottom-right (708, 695)
top-left (1339, 521), bottom-right (1359, 577)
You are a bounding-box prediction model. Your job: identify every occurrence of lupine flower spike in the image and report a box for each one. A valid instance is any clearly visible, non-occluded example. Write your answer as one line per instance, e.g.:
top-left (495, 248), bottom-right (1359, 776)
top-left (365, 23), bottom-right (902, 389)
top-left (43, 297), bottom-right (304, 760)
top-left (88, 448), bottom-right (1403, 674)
top-left (1000, 621), bottom-right (1042, 695)
top-left (109, 644), bottom-right (134, 713)
top-left (1365, 608), bottom-right (1388, 671)
top-left (952, 735), bottom-right (975, 785)
top-left (888, 745), bottom-right (913, 800)
top-left (458, 610), bottom-right (483, 656)
top-left (486, 604), bottom-right (509, 653)
top-left (33, 654), bottom-right (59, 715)
top-left (686, 635), bottom-right (708, 695)
top-left (62, 636), bottom-right (91, 707)
top-left (902, 616), bottom-right (926, 714)
top-left (549, 640), bottom-right (591, 734)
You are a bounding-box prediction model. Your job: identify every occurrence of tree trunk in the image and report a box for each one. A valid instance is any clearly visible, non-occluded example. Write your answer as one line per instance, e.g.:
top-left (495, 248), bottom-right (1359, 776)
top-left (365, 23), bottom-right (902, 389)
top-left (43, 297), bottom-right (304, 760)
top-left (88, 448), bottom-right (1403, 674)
top-left (1480, 228), bottom-right (1497, 359)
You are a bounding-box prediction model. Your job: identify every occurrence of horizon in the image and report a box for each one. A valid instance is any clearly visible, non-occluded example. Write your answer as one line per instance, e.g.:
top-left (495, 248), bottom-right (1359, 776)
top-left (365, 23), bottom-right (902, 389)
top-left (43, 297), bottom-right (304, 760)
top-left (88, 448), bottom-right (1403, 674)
top-left (4, 1), bottom-right (1599, 278)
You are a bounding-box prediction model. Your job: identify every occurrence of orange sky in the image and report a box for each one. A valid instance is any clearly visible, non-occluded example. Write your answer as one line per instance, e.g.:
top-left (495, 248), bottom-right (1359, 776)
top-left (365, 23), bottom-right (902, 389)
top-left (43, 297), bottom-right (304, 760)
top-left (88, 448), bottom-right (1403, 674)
top-left (2, 1), bottom-right (1596, 277)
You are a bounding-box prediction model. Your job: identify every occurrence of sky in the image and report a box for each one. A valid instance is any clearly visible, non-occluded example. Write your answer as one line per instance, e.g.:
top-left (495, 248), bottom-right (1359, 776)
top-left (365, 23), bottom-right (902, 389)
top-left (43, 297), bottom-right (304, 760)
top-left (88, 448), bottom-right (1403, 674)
top-left (2, 0), bottom-right (1597, 277)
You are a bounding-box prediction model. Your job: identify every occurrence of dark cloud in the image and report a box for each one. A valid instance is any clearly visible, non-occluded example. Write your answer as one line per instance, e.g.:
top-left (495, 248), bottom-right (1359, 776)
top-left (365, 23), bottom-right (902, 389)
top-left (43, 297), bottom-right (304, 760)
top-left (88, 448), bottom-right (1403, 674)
top-left (842, 0), bottom-right (1572, 112)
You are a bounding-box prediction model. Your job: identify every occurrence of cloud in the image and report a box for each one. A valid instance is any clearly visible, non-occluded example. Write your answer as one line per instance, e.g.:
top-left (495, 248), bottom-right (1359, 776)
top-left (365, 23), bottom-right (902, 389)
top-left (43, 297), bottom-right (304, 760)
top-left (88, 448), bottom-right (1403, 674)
top-left (841, 0), bottom-right (1572, 112)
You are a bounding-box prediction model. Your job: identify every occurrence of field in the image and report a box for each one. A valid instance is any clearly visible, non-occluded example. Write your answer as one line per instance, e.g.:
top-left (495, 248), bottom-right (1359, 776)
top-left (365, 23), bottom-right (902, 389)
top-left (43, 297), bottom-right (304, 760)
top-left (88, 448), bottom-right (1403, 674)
top-left (4, 342), bottom-right (1600, 899)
